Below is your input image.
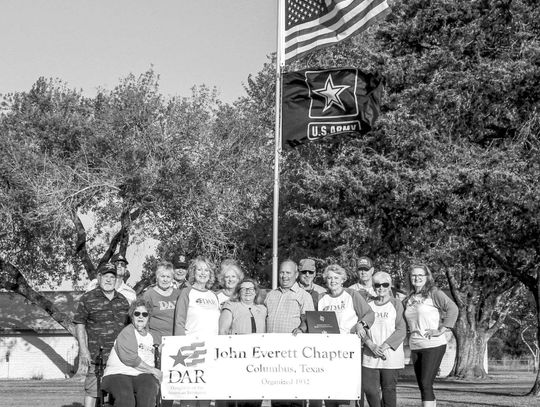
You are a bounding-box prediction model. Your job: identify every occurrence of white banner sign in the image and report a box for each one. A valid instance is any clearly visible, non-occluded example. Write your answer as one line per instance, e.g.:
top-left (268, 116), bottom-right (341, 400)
top-left (161, 333), bottom-right (362, 400)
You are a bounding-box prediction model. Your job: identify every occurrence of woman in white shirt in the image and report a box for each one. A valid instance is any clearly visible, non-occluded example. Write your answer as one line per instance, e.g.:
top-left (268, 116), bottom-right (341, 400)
top-left (318, 264), bottom-right (374, 407)
top-left (360, 272), bottom-right (406, 407)
top-left (173, 256), bottom-right (220, 407)
top-left (403, 264), bottom-right (458, 407)
top-left (102, 298), bottom-right (162, 407)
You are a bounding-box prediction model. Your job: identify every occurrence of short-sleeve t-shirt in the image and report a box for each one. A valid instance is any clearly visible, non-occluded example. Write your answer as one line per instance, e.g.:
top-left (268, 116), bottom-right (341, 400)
top-left (73, 288), bottom-right (130, 363)
top-left (143, 287), bottom-right (182, 340)
top-left (318, 289), bottom-right (363, 334)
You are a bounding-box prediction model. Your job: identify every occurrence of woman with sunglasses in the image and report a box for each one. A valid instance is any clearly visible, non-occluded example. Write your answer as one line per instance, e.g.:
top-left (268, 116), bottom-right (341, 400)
top-left (359, 272), bottom-right (406, 407)
top-left (317, 264), bottom-right (374, 407)
top-left (101, 298), bottom-right (162, 407)
top-left (403, 264), bottom-right (458, 407)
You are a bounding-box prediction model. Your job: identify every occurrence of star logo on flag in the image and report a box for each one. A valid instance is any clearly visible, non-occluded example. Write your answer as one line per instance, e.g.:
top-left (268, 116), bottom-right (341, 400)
top-left (170, 342), bottom-right (207, 368)
top-left (312, 74), bottom-right (350, 113)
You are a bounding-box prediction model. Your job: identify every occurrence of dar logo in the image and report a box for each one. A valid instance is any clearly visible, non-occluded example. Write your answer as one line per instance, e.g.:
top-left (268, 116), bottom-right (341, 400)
top-left (306, 70), bottom-right (361, 119)
top-left (170, 342), bottom-right (207, 368)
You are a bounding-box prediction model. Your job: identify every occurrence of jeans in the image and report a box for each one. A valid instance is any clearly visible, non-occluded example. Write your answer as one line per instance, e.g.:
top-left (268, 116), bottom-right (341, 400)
top-left (101, 373), bottom-right (158, 407)
top-left (411, 345), bottom-right (446, 401)
top-left (361, 367), bottom-right (399, 407)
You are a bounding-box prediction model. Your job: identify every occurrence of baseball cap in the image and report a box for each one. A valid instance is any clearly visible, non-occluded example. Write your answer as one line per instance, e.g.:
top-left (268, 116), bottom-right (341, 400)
top-left (298, 258), bottom-right (316, 272)
top-left (357, 256), bottom-right (373, 271)
top-left (98, 263), bottom-right (117, 276)
top-left (175, 254), bottom-right (189, 269)
top-left (111, 253), bottom-right (128, 265)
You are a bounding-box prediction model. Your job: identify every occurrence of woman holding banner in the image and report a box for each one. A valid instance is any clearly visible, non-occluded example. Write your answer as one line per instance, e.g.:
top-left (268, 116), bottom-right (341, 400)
top-left (359, 271), bottom-right (406, 407)
top-left (174, 256), bottom-right (220, 407)
top-left (216, 278), bottom-right (266, 407)
top-left (317, 264), bottom-right (374, 407)
top-left (219, 277), bottom-right (266, 335)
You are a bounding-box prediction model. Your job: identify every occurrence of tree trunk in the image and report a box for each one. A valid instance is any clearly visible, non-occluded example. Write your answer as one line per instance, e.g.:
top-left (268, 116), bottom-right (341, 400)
top-left (526, 281), bottom-right (540, 395)
top-left (452, 318), bottom-right (489, 379)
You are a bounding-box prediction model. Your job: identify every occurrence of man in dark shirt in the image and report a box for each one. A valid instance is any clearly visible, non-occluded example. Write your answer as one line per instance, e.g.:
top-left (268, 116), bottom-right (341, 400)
top-left (74, 263), bottom-right (130, 407)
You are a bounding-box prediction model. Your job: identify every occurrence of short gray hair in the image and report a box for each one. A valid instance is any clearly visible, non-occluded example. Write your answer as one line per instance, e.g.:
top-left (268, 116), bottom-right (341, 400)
top-left (155, 260), bottom-right (174, 276)
top-left (323, 264), bottom-right (347, 280)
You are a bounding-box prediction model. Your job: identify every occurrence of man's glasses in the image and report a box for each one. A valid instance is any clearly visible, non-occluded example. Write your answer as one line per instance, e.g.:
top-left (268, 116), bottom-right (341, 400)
top-left (374, 282), bottom-right (390, 288)
top-left (300, 270), bottom-right (315, 275)
top-left (134, 311), bottom-right (149, 317)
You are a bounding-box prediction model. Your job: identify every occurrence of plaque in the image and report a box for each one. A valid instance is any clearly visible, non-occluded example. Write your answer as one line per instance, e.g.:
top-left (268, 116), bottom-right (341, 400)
top-left (306, 311), bottom-right (340, 334)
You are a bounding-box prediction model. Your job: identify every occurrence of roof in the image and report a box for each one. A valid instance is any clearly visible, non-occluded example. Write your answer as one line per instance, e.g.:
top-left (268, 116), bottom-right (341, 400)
top-left (0, 291), bottom-right (82, 334)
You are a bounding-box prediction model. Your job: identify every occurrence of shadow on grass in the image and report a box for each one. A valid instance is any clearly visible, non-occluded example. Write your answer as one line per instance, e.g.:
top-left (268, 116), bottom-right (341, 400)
top-left (60, 404), bottom-right (84, 407)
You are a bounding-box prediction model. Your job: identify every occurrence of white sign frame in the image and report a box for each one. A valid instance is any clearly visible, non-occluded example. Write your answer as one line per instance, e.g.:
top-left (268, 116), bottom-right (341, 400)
top-left (161, 333), bottom-right (362, 401)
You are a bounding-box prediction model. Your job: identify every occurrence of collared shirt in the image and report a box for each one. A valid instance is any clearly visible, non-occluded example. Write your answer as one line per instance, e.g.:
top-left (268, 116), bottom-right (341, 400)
top-left (73, 288), bottom-right (130, 363)
top-left (265, 282), bottom-right (315, 333)
top-left (116, 282), bottom-right (137, 304)
top-left (172, 280), bottom-right (190, 290)
top-left (348, 282), bottom-right (377, 299)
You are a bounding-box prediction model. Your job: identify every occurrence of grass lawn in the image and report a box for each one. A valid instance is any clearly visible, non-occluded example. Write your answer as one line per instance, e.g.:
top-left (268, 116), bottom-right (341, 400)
top-left (0, 371), bottom-right (538, 407)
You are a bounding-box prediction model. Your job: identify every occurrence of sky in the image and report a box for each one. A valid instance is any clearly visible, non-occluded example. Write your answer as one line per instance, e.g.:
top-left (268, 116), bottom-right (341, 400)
top-left (8, 0), bottom-right (277, 288)
top-left (0, 0), bottom-right (278, 103)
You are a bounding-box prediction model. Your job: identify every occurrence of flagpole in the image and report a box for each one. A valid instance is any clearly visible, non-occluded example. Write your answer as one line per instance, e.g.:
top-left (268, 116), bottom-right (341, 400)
top-left (272, 0), bottom-right (285, 289)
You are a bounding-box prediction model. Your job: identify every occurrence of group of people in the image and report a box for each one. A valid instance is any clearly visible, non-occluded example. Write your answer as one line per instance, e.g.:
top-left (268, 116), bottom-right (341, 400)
top-left (74, 254), bottom-right (458, 407)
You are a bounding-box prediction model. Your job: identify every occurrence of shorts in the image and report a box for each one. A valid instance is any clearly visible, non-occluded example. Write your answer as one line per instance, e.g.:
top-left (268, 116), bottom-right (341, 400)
top-left (84, 368), bottom-right (98, 397)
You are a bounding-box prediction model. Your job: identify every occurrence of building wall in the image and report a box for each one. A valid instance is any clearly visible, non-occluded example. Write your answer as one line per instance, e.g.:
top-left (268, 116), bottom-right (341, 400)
top-left (0, 333), bottom-right (78, 379)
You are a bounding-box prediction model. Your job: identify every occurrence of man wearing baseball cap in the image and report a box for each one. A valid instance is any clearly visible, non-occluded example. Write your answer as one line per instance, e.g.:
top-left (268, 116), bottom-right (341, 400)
top-left (349, 256), bottom-right (377, 299)
top-left (297, 258), bottom-right (325, 310)
top-left (110, 253), bottom-right (136, 303)
top-left (172, 254), bottom-right (190, 290)
top-left (74, 263), bottom-right (130, 407)
top-left (86, 254), bottom-right (136, 304)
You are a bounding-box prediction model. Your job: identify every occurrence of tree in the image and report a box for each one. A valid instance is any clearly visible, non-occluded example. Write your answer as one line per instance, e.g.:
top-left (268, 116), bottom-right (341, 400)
top-left (248, 0), bottom-right (539, 384)
top-left (0, 70), bottom-right (203, 374)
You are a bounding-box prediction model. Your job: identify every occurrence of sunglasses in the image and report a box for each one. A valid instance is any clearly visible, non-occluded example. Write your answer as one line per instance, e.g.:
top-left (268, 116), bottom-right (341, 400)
top-left (373, 282), bottom-right (390, 288)
top-left (300, 270), bottom-right (315, 275)
top-left (134, 311), bottom-right (149, 317)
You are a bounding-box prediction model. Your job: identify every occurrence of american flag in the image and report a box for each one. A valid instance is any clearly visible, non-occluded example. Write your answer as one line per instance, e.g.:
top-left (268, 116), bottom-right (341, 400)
top-left (283, 0), bottom-right (391, 63)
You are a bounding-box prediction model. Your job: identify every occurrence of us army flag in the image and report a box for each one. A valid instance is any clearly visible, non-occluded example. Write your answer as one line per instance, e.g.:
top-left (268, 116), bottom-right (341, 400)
top-left (282, 68), bottom-right (383, 148)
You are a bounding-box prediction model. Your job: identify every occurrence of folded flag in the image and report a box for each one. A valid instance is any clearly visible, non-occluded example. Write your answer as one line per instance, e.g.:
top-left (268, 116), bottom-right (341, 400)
top-left (282, 68), bottom-right (383, 148)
